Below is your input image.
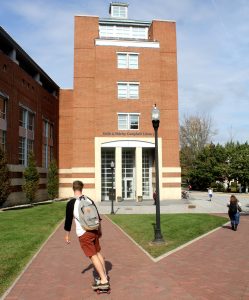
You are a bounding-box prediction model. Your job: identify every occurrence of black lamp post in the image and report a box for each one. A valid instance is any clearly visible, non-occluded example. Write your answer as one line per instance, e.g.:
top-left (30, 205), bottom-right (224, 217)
top-left (151, 104), bottom-right (164, 243)
top-left (110, 160), bottom-right (115, 215)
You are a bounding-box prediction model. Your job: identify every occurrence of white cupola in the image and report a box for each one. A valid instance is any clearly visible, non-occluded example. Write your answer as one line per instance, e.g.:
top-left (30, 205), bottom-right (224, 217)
top-left (109, 2), bottom-right (129, 19)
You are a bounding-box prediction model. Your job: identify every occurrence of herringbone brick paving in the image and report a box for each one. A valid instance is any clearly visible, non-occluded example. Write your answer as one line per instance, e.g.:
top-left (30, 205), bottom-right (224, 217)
top-left (4, 215), bottom-right (249, 300)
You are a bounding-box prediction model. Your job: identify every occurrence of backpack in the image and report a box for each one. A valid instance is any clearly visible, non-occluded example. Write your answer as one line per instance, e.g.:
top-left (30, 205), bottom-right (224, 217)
top-left (77, 196), bottom-right (100, 231)
top-left (229, 203), bottom-right (238, 215)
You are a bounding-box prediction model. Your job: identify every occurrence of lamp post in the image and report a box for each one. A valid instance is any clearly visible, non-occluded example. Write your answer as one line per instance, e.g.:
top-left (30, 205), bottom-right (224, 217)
top-left (110, 161), bottom-right (115, 215)
top-left (151, 104), bottom-right (164, 243)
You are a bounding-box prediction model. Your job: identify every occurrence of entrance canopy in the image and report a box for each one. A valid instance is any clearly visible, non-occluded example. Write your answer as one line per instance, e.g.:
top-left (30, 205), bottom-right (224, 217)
top-left (101, 140), bottom-right (155, 148)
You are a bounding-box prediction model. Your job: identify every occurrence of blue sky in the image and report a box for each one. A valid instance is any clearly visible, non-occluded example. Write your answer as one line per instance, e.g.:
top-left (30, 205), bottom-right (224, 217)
top-left (1, 0), bottom-right (249, 144)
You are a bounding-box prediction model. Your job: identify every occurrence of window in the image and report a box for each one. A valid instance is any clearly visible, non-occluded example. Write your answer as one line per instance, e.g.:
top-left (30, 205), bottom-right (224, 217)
top-left (111, 5), bottom-right (128, 19)
top-left (118, 113), bottom-right (139, 130)
top-left (117, 82), bottom-right (139, 99)
top-left (18, 137), bottom-right (25, 165)
top-left (0, 97), bottom-right (6, 119)
top-left (42, 119), bottom-right (54, 168)
top-left (99, 25), bottom-right (148, 39)
top-left (0, 130), bottom-right (6, 151)
top-left (117, 53), bottom-right (139, 69)
top-left (18, 106), bottom-right (35, 165)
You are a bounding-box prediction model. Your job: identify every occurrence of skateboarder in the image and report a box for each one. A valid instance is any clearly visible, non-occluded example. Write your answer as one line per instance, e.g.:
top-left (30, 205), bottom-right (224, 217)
top-left (64, 180), bottom-right (110, 290)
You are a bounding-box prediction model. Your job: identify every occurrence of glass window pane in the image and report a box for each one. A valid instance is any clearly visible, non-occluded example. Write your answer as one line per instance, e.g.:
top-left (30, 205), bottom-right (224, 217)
top-left (19, 108), bottom-right (26, 127)
top-left (0, 130), bottom-right (6, 151)
top-left (118, 114), bottom-right (128, 130)
top-left (18, 137), bottom-right (25, 165)
top-left (117, 54), bottom-right (127, 68)
top-left (27, 139), bottom-right (34, 155)
top-left (0, 98), bottom-right (6, 119)
top-left (118, 83), bottom-right (128, 99)
top-left (129, 115), bottom-right (139, 129)
top-left (129, 84), bottom-right (139, 99)
top-left (28, 112), bottom-right (34, 131)
top-left (129, 54), bottom-right (138, 69)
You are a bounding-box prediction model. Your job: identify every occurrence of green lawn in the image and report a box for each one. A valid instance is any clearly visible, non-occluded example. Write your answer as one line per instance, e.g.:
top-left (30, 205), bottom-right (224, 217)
top-left (0, 201), bottom-right (66, 297)
top-left (108, 214), bottom-right (228, 258)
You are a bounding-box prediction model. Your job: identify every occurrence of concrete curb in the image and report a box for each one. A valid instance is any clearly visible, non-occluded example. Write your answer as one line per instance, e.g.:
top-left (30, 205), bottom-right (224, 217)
top-left (104, 215), bottom-right (230, 263)
top-left (1, 219), bottom-right (65, 300)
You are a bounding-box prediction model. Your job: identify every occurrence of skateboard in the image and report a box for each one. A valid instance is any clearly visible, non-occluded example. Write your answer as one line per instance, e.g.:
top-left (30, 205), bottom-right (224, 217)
top-left (92, 277), bottom-right (111, 295)
top-left (95, 287), bottom-right (111, 295)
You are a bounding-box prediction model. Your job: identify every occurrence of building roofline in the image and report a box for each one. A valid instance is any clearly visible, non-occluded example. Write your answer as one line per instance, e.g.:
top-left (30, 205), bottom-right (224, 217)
top-left (152, 19), bottom-right (176, 23)
top-left (0, 26), bottom-right (59, 90)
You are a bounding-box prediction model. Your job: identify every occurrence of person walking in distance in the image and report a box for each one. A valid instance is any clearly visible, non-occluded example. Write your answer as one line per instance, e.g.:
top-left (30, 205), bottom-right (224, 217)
top-left (207, 187), bottom-right (213, 201)
top-left (227, 195), bottom-right (242, 231)
top-left (64, 180), bottom-right (109, 290)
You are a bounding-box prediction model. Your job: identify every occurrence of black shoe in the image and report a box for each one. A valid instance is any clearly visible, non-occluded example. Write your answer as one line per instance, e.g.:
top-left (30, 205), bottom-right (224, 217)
top-left (231, 224), bottom-right (235, 230)
top-left (235, 224), bottom-right (238, 231)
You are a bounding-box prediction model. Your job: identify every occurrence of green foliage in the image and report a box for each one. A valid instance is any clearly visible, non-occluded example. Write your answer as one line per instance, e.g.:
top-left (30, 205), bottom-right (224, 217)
top-left (22, 152), bottom-right (39, 203)
top-left (47, 159), bottom-right (59, 199)
top-left (185, 142), bottom-right (249, 191)
top-left (0, 202), bottom-right (66, 296)
top-left (0, 147), bottom-right (11, 207)
top-left (109, 214), bottom-right (228, 258)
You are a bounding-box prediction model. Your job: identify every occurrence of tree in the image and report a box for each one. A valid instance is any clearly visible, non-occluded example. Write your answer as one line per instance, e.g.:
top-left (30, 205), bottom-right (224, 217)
top-left (180, 114), bottom-right (217, 183)
top-left (180, 114), bottom-right (217, 153)
top-left (47, 159), bottom-right (59, 199)
top-left (23, 152), bottom-right (39, 203)
top-left (229, 142), bottom-right (249, 190)
top-left (0, 147), bottom-right (11, 207)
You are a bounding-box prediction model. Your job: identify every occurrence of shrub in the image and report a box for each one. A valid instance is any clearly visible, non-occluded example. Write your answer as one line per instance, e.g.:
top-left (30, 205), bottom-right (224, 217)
top-left (23, 152), bottom-right (39, 203)
top-left (0, 147), bottom-right (11, 207)
top-left (47, 159), bottom-right (59, 199)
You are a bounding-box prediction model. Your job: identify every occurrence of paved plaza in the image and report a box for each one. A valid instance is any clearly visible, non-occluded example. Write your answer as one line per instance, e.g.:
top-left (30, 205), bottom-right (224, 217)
top-left (2, 192), bottom-right (249, 300)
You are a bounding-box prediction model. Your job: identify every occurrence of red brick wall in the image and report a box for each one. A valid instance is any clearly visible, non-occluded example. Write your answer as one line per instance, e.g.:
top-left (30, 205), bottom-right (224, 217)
top-left (0, 52), bottom-right (59, 166)
top-left (59, 16), bottom-right (180, 170)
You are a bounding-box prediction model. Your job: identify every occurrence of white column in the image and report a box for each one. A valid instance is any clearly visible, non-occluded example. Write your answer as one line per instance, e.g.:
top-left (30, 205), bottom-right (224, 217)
top-left (115, 147), bottom-right (122, 201)
top-left (95, 139), bottom-right (102, 201)
top-left (136, 147), bottom-right (143, 201)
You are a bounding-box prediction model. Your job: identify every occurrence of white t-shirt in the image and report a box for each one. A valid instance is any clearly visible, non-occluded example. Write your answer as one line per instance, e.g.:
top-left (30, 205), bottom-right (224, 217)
top-left (73, 196), bottom-right (93, 237)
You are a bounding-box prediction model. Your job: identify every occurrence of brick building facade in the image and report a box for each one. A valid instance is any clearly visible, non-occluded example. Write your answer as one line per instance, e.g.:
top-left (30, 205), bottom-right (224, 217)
top-left (59, 2), bottom-right (181, 201)
top-left (0, 27), bottom-right (59, 206)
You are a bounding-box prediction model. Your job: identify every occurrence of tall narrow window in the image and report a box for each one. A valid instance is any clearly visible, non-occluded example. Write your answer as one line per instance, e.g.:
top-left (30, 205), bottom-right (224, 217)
top-left (18, 106), bottom-right (35, 165)
top-left (42, 119), bottom-right (54, 168)
top-left (118, 113), bottom-right (140, 130)
top-left (0, 93), bottom-right (8, 152)
top-left (0, 97), bottom-right (6, 119)
top-left (0, 130), bottom-right (6, 151)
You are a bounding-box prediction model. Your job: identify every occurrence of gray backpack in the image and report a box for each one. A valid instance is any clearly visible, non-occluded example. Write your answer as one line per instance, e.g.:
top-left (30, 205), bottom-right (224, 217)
top-left (78, 196), bottom-right (100, 231)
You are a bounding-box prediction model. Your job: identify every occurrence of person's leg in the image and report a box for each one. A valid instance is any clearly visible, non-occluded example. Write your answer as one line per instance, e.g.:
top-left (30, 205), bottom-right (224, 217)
top-left (234, 213), bottom-right (240, 231)
top-left (90, 255), bottom-right (108, 284)
top-left (79, 232), bottom-right (108, 286)
top-left (96, 252), bottom-right (107, 277)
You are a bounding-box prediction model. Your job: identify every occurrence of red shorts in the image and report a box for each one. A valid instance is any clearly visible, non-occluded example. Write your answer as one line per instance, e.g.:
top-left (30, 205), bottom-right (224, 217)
top-left (79, 230), bottom-right (101, 257)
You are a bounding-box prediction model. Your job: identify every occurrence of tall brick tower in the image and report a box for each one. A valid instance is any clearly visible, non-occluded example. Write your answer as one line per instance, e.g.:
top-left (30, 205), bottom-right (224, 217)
top-left (59, 2), bottom-right (181, 201)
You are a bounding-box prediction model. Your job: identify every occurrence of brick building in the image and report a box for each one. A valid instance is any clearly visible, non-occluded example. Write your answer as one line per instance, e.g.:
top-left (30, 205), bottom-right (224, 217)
top-left (0, 27), bottom-right (59, 206)
top-left (59, 2), bottom-right (181, 201)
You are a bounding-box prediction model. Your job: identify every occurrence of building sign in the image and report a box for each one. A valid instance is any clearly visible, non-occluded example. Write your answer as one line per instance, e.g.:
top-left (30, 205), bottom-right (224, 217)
top-left (102, 132), bottom-right (153, 136)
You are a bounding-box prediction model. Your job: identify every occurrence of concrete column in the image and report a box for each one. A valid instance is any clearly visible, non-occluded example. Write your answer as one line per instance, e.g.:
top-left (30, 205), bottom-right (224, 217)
top-left (136, 147), bottom-right (143, 201)
top-left (95, 139), bottom-right (102, 201)
top-left (115, 147), bottom-right (122, 201)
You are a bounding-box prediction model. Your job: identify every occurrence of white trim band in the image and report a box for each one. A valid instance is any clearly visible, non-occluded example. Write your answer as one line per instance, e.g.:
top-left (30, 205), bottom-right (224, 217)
top-left (95, 39), bottom-right (160, 48)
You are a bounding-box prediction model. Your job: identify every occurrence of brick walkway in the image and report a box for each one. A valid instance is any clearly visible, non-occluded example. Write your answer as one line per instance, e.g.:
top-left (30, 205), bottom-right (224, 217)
top-left (3, 215), bottom-right (249, 300)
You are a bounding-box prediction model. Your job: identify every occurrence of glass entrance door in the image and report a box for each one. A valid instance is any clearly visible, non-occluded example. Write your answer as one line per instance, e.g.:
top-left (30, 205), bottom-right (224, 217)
top-left (122, 178), bottom-right (134, 199)
top-left (122, 149), bottom-right (135, 200)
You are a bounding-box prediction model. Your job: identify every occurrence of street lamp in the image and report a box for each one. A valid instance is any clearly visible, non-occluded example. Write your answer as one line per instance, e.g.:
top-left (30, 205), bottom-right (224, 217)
top-left (110, 160), bottom-right (115, 215)
top-left (151, 104), bottom-right (164, 243)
